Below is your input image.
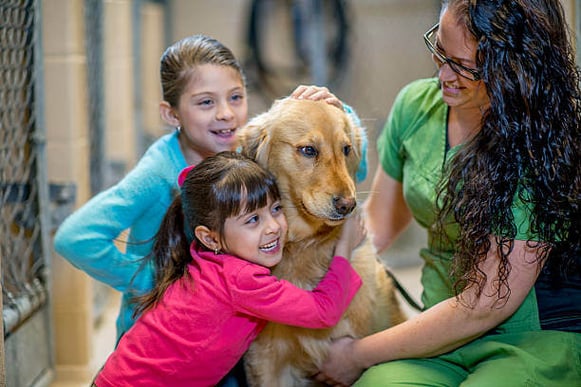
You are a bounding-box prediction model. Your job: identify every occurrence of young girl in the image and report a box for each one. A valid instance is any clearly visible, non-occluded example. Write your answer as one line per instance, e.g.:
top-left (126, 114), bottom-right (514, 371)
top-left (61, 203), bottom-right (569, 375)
top-left (93, 151), bottom-right (364, 387)
top-left (53, 34), bottom-right (367, 346)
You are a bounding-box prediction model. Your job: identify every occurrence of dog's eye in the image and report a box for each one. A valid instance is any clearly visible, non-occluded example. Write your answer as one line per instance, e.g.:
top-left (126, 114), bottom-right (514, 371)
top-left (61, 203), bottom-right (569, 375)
top-left (343, 145), bottom-right (352, 156)
top-left (298, 146), bottom-right (318, 158)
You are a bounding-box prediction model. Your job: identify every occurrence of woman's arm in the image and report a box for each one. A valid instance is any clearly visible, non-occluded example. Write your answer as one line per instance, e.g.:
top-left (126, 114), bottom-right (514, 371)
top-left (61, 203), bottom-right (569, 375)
top-left (318, 238), bottom-right (543, 385)
top-left (363, 165), bottom-right (412, 254)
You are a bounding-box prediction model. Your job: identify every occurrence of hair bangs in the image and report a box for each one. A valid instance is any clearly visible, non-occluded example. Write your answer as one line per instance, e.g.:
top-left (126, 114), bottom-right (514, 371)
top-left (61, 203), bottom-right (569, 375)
top-left (213, 163), bottom-right (280, 220)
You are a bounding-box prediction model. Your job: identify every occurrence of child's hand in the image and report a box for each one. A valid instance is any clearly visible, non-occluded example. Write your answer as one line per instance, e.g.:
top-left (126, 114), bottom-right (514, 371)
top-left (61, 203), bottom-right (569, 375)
top-left (335, 210), bottom-right (367, 260)
top-left (290, 85), bottom-right (344, 110)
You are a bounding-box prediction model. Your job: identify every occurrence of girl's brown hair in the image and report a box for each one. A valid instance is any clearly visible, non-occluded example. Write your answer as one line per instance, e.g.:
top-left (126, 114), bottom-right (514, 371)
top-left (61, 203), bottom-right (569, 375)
top-left (133, 151), bottom-right (280, 316)
top-left (160, 34), bottom-right (246, 107)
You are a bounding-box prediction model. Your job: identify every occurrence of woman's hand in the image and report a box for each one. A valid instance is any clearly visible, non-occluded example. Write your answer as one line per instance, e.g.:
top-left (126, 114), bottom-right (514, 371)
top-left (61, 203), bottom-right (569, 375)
top-left (290, 85), bottom-right (344, 110)
top-left (315, 337), bottom-right (365, 386)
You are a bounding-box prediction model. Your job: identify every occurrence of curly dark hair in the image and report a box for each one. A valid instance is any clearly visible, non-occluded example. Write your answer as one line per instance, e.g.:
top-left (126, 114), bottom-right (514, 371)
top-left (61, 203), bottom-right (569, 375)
top-left (435, 0), bottom-right (581, 302)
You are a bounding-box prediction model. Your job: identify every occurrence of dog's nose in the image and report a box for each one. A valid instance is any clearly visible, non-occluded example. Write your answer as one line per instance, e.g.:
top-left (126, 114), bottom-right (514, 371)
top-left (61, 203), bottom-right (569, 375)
top-left (333, 196), bottom-right (356, 216)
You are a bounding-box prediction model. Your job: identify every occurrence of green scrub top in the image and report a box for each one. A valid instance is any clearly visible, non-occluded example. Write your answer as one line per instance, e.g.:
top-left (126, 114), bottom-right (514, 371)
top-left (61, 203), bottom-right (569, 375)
top-left (357, 78), bottom-right (581, 386)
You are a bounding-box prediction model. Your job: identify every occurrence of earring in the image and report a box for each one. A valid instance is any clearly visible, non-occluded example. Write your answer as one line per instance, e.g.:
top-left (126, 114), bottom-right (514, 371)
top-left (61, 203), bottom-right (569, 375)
top-left (214, 247), bottom-right (220, 255)
top-left (176, 126), bottom-right (182, 133)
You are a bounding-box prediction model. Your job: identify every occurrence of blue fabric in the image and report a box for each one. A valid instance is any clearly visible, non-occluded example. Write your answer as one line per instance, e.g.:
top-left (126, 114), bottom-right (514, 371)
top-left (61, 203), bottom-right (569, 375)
top-left (54, 131), bottom-right (187, 342)
top-left (343, 103), bottom-right (368, 183)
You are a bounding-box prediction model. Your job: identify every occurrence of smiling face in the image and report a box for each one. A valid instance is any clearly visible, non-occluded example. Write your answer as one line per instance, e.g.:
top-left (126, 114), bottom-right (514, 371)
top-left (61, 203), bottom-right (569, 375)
top-left (174, 64), bottom-right (248, 165)
top-left (221, 196), bottom-right (288, 268)
top-left (437, 8), bottom-right (489, 111)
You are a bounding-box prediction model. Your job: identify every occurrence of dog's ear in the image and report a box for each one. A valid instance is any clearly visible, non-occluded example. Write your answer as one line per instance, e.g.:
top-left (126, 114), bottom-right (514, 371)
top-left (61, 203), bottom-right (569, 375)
top-left (238, 98), bottom-right (289, 167)
top-left (238, 112), bottom-right (272, 168)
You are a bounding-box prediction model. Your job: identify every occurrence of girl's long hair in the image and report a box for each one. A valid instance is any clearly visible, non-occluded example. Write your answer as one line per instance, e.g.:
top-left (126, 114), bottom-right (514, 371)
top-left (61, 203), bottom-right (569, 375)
top-left (436, 0), bottom-right (580, 302)
top-left (132, 152), bottom-right (280, 316)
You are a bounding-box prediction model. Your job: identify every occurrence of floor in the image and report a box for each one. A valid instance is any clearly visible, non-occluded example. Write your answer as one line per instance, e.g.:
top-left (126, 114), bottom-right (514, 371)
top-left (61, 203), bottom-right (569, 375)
top-left (50, 293), bottom-right (120, 387)
top-left (50, 262), bottom-right (422, 387)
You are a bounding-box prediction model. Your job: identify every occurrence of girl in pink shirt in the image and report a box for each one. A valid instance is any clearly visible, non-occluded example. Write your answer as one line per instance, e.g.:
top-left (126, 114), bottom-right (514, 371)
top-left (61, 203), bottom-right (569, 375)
top-left (94, 151), bottom-right (363, 387)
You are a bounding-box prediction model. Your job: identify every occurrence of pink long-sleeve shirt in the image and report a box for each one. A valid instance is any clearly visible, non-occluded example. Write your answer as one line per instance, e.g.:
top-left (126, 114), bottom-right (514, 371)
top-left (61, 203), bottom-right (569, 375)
top-left (95, 247), bottom-right (362, 387)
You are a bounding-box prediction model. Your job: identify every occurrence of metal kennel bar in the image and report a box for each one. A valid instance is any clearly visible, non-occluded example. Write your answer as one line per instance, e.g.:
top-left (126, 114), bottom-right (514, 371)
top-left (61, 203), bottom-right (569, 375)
top-left (0, 0), bottom-right (55, 385)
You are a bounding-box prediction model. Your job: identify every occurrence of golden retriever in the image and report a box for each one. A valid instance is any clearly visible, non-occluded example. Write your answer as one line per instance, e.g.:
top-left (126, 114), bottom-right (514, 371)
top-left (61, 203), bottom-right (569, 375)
top-left (238, 98), bottom-right (406, 386)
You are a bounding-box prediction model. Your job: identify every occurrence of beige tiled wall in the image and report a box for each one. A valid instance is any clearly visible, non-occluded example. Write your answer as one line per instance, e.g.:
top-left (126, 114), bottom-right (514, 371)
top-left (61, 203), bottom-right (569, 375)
top-left (103, 0), bottom-right (137, 166)
top-left (44, 0), bottom-right (138, 383)
top-left (43, 0), bottom-right (94, 383)
top-left (141, 3), bottom-right (166, 140)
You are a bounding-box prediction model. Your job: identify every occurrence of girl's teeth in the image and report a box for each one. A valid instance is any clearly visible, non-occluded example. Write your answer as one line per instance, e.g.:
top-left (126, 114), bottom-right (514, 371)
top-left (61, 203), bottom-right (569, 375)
top-left (260, 241), bottom-right (277, 251)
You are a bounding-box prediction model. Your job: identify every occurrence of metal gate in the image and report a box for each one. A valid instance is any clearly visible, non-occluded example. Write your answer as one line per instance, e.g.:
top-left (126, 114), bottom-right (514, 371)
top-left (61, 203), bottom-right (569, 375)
top-left (0, 0), bottom-right (54, 386)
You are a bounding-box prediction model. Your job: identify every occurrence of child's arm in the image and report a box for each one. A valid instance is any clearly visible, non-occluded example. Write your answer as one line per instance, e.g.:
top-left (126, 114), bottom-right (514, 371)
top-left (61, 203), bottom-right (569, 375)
top-left (229, 210), bottom-right (366, 329)
top-left (231, 257), bottom-right (362, 329)
top-left (53, 167), bottom-right (165, 293)
top-left (334, 210), bottom-right (367, 260)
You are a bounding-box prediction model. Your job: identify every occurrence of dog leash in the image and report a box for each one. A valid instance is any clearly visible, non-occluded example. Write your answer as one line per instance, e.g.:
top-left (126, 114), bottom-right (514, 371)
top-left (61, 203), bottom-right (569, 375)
top-left (384, 266), bottom-right (424, 312)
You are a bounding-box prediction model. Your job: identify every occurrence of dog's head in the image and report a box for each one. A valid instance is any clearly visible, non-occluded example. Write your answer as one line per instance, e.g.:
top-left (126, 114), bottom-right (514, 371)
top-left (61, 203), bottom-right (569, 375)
top-left (238, 98), bottom-right (365, 242)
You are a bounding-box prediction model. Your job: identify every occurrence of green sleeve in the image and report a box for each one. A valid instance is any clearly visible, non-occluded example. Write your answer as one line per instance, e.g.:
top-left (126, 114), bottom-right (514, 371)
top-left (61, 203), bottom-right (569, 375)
top-left (377, 83), bottom-right (415, 182)
top-left (511, 188), bottom-right (538, 241)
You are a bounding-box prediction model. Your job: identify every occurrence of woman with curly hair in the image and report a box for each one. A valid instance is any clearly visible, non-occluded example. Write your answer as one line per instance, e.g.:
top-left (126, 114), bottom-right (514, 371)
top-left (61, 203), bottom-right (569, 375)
top-left (316, 0), bottom-right (580, 385)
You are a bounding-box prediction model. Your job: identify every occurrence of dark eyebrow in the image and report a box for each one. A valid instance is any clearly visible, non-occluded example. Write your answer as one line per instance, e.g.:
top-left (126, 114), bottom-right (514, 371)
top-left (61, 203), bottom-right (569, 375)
top-left (435, 38), bottom-right (476, 66)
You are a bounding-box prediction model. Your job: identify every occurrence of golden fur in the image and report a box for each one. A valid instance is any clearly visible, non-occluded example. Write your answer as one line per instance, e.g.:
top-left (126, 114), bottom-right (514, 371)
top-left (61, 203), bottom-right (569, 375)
top-left (238, 98), bottom-right (406, 386)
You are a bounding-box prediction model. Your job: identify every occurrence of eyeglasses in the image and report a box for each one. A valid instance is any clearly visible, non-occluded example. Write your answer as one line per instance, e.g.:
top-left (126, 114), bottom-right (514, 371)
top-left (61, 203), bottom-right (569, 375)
top-left (423, 23), bottom-right (481, 81)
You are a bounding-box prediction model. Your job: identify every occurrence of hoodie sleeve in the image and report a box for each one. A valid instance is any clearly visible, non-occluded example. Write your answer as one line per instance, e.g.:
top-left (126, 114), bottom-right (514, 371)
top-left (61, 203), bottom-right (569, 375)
top-left (53, 134), bottom-right (183, 293)
top-left (229, 256), bottom-right (362, 328)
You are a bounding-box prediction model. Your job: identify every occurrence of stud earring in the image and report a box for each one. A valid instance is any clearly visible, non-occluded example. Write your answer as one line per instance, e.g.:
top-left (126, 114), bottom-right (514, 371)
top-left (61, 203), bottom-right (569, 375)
top-left (214, 247), bottom-right (220, 255)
